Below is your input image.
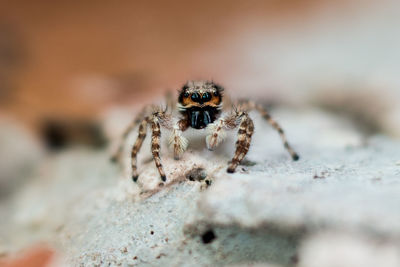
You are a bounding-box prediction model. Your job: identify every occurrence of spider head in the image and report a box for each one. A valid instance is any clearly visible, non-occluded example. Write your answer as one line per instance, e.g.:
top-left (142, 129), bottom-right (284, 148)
top-left (178, 80), bottom-right (223, 129)
top-left (178, 80), bottom-right (223, 107)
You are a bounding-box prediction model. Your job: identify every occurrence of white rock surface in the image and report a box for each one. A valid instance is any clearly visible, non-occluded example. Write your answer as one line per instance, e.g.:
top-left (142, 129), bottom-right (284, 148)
top-left (298, 231), bottom-right (400, 267)
top-left (1, 108), bottom-right (400, 266)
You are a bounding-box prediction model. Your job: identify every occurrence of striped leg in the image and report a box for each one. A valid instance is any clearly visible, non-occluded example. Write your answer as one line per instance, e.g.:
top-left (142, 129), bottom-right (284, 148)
top-left (111, 106), bottom-right (150, 164)
top-left (206, 113), bottom-right (238, 150)
top-left (131, 109), bottom-right (171, 182)
top-left (254, 103), bottom-right (299, 161)
top-left (227, 113), bottom-right (254, 173)
top-left (236, 100), bottom-right (299, 161)
top-left (131, 118), bottom-right (149, 182)
top-left (150, 117), bottom-right (167, 181)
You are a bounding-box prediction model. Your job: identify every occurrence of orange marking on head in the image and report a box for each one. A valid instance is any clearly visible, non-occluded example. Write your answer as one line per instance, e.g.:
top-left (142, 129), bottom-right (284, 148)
top-left (181, 93), bottom-right (221, 108)
top-left (181, 97), bottom-right (197, 107)
top-left (209, 94), bottom-right (222, 106)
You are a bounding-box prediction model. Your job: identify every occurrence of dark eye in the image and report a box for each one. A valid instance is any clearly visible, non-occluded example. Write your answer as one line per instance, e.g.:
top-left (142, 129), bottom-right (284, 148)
top-left (191, 93), bottom-right (200, 101)
top-left (184, 92), bottom-right (189, 98)
top-left (202, 92), bottom-right (211, 101)
top-left (214, 91), bottom-right (219, 97)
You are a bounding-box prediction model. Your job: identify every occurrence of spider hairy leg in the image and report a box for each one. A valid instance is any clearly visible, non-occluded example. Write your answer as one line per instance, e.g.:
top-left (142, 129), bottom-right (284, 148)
top-left (131, 118), bottom-right (148, 182)
top-left (227, 113), bottom-right (254, 173)
top-left (205, 111), bottom-right (240, 150)
top-left (236, 99), bottom-right (299, 161)
top-left (130, 107), bottom-right (171, 182)
top-left (254, 103), bottom-right (299, 161)
top-left (151, 117), bottom-right (167, 181)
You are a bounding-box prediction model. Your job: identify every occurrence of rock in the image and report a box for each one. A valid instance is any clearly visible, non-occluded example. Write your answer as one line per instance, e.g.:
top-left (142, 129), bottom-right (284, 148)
top-left (298, 231), bottom-right (400, 267)
top-left (192, 135), bottom-right (400, 235)
top-left (1, 108), bottom-right (400, 266)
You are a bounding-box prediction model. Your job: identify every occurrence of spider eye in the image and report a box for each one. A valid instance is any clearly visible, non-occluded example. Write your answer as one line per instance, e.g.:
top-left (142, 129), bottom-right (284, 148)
top-left (202, 92), bottom-right (211, 101)
top-left (184, 92), bottom-right (189, 98)
top-left (191, 93), bottom-right (200, 101)
top-left (214, 91), bottom-right (219, 97)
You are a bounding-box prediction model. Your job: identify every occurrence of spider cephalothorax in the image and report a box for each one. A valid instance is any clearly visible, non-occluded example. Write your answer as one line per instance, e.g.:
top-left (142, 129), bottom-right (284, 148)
top-left (112, 80), bottom-right (299, 182)
top-left (177, 80), bottom-right (224, 129)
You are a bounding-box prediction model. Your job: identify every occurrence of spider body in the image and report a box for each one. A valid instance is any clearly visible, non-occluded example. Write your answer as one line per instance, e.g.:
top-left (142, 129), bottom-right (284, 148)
top-left (112, 80), bottom-right (299, 182)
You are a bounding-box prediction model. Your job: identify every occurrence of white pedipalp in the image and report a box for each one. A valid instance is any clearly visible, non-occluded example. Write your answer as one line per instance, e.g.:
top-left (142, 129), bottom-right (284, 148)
top-left (205, 117), bottom-right (227, 150)
top-left (176, 103), bottom-right (186, 112)
top-left (169, 120), bottom-right (189, 158)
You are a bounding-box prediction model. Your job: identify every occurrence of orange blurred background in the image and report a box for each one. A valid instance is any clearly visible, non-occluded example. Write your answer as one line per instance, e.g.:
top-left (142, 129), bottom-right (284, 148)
top-left (1, 0), bottom-right (387, 130)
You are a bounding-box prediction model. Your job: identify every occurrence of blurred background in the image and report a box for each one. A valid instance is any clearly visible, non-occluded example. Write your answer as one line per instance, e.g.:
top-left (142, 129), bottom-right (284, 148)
top-left (1, 0), bottom-right (399, 134)
top-left (0, 0), bottom-right (400, 265)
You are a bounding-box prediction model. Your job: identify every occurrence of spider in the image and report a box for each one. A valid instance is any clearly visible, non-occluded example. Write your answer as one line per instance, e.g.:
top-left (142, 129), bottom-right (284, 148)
top-left (111, 80), bottom-right (299, 182)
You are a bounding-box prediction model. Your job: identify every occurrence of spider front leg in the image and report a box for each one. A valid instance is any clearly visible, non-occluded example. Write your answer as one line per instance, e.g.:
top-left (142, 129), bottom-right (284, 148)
top-left (227, 112), bottom-right (254, 173)
top-left (206, 114), bottom-right (237, 150)
top-left (205, 111), bottom-right (254, 173)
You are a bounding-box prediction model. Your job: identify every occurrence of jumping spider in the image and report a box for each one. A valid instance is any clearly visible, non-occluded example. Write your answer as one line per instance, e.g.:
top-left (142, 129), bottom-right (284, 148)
top-left (112, 80), bottom-right (299, 182)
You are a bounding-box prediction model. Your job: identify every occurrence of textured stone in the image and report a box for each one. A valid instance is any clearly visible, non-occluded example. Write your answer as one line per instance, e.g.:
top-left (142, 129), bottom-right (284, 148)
top-left (1, 108), bottom-right (400, 266)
